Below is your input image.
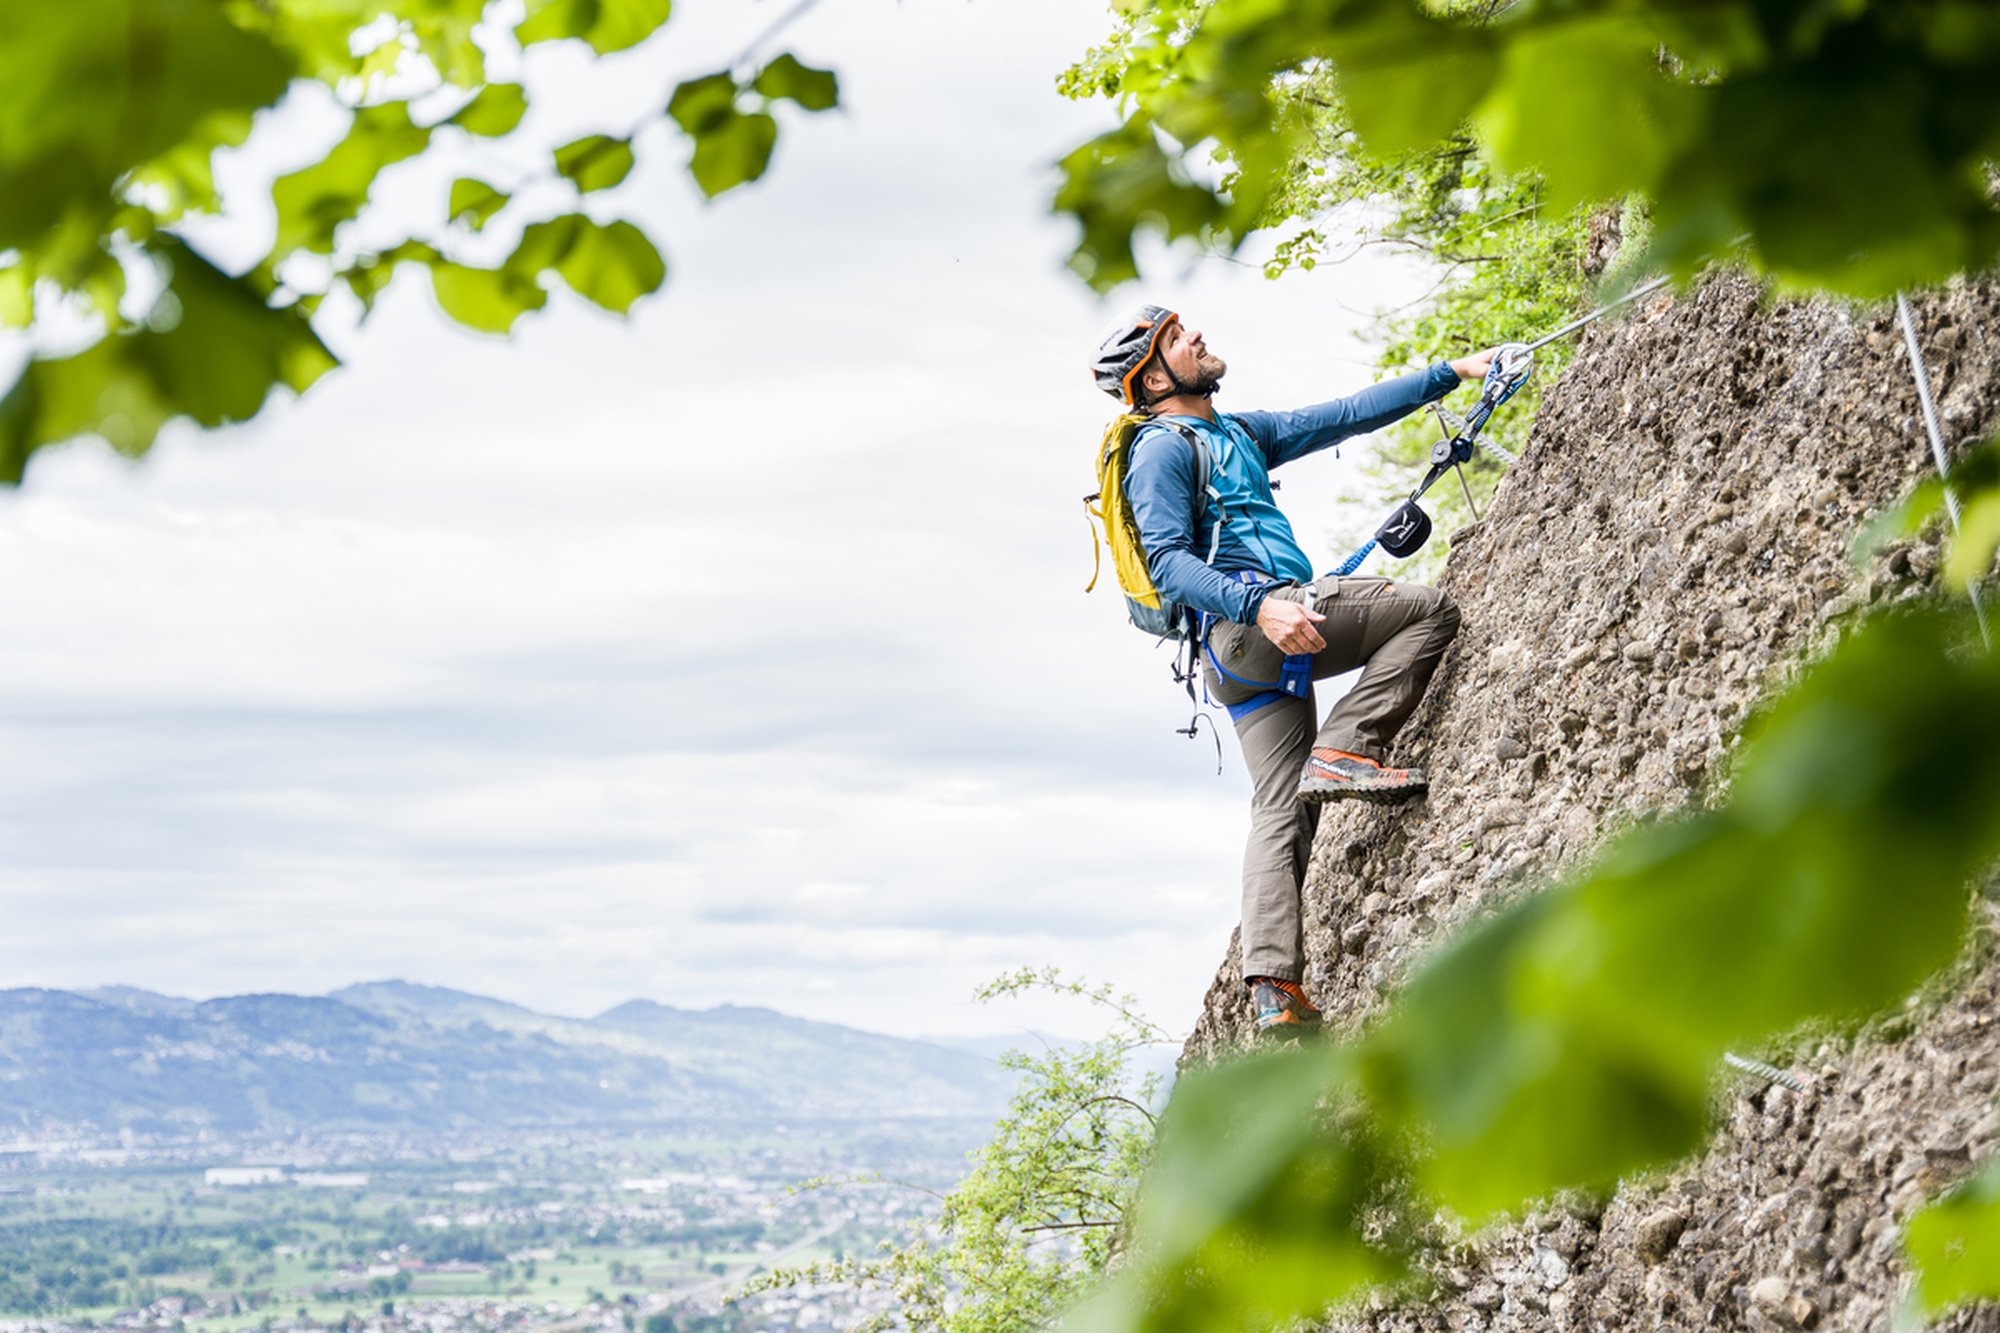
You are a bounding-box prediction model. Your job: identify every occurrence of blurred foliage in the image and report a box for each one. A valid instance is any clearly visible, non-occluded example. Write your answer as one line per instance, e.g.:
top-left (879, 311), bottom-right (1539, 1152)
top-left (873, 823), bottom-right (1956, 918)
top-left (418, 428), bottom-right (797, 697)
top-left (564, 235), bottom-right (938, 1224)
top-left (1066, 603), bottom-right (2000, 1333)
top-left (1874, 439), bottom-right (2000, 1324)
top-left (1873, 435), bottom-right (2000, 588)
top-left (1050, 0), bottom-right (2000, 298)
top-left (1906, 1155), bottom-right (2000, 1317)
top-left (744, 970), bottom-right (1168, 1333)
top-left (0, 0), bottom-right (838, 482)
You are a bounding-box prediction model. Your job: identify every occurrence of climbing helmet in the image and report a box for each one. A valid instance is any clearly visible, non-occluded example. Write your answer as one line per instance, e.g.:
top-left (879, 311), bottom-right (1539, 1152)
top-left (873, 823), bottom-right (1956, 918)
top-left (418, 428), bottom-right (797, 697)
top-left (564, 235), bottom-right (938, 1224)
top-left (1091, 304), bottom-right (1178, 406)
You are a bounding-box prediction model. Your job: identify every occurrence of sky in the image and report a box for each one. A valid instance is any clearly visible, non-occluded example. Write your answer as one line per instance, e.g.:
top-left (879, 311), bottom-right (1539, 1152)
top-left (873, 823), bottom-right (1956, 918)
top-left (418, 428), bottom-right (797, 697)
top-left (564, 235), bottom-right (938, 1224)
top-left (0, 0), bottom-right (1435, 1043)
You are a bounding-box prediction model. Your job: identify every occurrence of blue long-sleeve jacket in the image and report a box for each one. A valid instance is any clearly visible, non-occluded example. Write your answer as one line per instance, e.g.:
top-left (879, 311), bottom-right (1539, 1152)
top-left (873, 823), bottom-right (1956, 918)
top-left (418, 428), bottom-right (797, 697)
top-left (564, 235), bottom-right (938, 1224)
top-left (1125, 362), bottom-right (1462, 626)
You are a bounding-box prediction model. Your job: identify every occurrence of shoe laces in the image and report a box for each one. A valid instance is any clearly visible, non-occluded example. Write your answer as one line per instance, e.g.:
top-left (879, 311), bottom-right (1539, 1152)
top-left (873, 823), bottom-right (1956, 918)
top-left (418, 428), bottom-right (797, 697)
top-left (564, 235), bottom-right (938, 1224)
top-left (1249, 976), bottom-right (1319, 1011)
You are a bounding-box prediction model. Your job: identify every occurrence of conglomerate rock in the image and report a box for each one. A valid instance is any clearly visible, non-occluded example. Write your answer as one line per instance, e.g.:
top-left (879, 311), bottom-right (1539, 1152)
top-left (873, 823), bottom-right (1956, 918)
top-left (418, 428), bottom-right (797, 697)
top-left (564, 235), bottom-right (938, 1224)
top-left (1182, 271), bottom-right (2000, 1333)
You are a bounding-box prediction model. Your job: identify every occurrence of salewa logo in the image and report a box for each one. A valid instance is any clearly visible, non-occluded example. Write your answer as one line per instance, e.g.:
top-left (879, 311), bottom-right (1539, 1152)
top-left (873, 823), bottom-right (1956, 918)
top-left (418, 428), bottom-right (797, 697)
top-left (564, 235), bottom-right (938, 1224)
top-left (1384, 513), bottom-right (1419, 542)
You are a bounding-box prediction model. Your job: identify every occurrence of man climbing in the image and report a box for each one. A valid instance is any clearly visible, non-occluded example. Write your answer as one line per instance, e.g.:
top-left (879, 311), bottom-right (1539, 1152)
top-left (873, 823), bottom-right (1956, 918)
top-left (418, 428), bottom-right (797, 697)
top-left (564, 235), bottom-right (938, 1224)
top-left (1091, 307), bottom-right (1495, 1036)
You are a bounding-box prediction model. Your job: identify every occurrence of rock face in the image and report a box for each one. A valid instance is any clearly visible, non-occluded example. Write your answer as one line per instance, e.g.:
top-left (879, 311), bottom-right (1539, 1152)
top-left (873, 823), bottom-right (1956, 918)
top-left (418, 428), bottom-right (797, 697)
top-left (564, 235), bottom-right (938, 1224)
top-left (1184, 272), bottom-right (2000, 1332)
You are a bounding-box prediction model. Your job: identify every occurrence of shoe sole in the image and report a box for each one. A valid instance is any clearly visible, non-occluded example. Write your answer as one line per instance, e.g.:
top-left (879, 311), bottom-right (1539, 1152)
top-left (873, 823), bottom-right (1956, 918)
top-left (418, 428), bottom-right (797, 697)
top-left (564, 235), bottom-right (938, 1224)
top-left (1296, 777), bottom-right (1427, 805)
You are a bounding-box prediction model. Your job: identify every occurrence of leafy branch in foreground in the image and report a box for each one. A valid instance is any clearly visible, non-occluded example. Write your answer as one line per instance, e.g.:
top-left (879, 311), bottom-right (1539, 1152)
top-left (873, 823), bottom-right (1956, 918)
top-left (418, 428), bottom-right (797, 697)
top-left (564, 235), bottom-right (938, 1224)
top-left (1051, 0), bottom-right (2000, 298)
top-left (0, 0), bottom-right (840, 482)
top-left (1067, 592), bottom-right (2000, 1333)
top-left (740, 971), bottom-right (1169, 1333)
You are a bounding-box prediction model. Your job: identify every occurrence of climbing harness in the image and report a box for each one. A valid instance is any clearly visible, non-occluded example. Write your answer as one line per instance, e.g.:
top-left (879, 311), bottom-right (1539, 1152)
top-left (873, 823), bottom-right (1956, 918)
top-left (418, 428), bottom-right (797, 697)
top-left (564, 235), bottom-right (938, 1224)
top-left (1189, 573), bottom-right (1316, 729)
top-left (1896, 291), bottom-right (1992, 648)
top-left (1328, 274), bottom-right (1675, 577)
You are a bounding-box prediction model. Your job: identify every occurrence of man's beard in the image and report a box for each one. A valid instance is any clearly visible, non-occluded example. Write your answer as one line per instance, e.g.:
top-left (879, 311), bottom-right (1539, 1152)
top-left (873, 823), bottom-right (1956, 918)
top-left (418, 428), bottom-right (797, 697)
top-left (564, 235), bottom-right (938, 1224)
top-left (1167, 354), bottom-right (1226, 399)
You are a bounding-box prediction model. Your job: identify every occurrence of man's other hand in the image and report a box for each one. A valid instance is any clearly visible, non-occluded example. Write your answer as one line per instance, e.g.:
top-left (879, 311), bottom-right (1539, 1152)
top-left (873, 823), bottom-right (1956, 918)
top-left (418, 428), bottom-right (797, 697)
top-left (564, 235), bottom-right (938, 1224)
top-left (1450, 347), bottom-right (1500, 382)
top-left (1257, 596), bottom-right (1327, 654)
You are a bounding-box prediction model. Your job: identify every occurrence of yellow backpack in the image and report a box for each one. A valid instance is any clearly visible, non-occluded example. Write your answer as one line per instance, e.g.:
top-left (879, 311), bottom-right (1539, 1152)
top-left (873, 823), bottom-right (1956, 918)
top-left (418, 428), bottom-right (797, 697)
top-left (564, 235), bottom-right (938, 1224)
top-left (1085, 415), bottom-right (1220, 640)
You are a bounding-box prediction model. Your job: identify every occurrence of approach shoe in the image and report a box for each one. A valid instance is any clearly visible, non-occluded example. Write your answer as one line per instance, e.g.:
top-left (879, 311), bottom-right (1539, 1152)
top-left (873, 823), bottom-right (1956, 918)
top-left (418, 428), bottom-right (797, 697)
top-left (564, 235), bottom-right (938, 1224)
top-left (1296, 747), bottom-right (1428, 805)
top-left (1249, 976), bottom-right (1321, 1038)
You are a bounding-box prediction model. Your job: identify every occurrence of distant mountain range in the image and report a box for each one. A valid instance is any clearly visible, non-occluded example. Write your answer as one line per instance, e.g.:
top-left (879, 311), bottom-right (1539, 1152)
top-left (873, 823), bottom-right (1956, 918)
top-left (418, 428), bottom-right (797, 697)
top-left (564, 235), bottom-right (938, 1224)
top-left (0, 981), bottom-right (1018, 1135)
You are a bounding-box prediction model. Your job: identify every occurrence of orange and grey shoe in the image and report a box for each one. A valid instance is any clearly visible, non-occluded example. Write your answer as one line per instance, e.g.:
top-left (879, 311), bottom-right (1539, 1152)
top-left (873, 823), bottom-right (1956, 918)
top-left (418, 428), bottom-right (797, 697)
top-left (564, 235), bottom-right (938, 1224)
top-left (1296, 747), bottom-right (1428, 804)
top-left (1249, 976), bottom-right (1321, 1036)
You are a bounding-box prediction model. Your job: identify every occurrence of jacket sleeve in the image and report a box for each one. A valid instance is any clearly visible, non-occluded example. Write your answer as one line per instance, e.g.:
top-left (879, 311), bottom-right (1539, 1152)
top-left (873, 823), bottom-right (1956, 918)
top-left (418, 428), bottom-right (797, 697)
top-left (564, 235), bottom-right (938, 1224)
top-left (1236, 361), bottom-right (1462, 467)
top-left (1125, 428), bottom-right (1267, 626)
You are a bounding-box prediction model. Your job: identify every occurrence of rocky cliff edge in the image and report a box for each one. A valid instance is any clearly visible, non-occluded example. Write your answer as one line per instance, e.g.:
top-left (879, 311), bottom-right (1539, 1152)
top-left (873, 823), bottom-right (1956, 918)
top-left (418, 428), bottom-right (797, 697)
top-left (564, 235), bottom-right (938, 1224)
top-left (1185, 272), bottom-right (2000, 1333)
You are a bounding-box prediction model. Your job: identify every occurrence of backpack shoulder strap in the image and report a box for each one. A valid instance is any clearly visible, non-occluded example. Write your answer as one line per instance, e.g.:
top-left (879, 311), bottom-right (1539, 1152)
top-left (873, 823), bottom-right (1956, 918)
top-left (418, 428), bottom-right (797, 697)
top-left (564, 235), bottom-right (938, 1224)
top-left (1147, 420), bottom-right (1225, 566)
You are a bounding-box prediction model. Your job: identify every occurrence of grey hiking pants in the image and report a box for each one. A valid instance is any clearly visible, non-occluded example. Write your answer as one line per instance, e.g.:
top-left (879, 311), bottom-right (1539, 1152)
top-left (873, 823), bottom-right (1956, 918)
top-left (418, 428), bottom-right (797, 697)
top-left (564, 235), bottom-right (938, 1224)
top-left (1201, 577), bottom-right (1461, 983)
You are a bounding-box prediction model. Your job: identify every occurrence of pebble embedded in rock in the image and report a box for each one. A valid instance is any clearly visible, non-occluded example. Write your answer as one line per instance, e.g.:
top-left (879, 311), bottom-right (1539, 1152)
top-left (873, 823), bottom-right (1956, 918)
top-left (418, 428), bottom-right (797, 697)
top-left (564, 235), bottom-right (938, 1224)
top-left (1748, 1276), bottom-right (1792, 1313)
top-left (1494, 736), bottom-right (1528, 760)
top-left (1622, 641), bottom-right (1655, 662)
top-left (1634, 1208), bottom-right (1688, 1264)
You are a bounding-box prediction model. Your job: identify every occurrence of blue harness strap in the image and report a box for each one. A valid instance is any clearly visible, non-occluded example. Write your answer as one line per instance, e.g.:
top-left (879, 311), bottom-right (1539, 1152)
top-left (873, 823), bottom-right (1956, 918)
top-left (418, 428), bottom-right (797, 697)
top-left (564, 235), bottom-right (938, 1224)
top-left (1224, 690), bottom-right (1288, 722)
top-left (1204, 572), bottom-right (1313, 721)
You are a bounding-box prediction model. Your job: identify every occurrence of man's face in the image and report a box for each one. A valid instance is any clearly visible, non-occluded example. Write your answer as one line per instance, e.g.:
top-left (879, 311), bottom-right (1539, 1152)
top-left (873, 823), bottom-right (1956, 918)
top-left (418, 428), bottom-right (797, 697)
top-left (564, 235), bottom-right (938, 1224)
top-left (1149, 316), bottom-right (1226, 396)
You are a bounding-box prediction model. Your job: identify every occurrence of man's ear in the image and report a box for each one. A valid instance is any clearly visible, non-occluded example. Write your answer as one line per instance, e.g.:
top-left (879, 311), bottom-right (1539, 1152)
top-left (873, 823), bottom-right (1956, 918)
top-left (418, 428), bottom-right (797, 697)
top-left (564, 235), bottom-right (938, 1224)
top-left (1139, 361), bottom-right (1171, 398)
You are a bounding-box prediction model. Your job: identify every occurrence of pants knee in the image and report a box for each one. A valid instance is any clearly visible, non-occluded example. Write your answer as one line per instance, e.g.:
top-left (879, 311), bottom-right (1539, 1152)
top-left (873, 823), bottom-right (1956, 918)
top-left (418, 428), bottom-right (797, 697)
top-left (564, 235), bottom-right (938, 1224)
top-left (1435, 591), bottom-right (1460, 638)
top-left (1406, 582), bottom-right (1458, 639)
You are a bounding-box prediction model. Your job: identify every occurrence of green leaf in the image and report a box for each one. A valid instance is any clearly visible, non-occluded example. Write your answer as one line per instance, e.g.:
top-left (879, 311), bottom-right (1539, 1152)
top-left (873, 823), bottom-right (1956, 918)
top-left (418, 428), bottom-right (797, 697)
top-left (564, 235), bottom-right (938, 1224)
top-left (448, 179), bottom-right (509, 231)
top-left (427, 215), bottom-right (664, 332)
top-left (1474, 17), bottom-right (1701, 212)
top-left (1948, 487), bottom-right (2000, 585)
top-left (553, 136), bottom-right (635, 193)
top-left (402, 0), bottom-right (489, 87)
top-left (0, 240), bottom-right (336, 483)
top-left (1906, 1157), bottom-right (2000, 1315)
top-left (341, 241), bottom-right (441, 317)
top-left (124, 108), bottom-right (256, 223)
top-left (667, 73), bottom-right (739, 135)
top-left (270, 103), bottom-right (432, 260)
top-left (515, 0), bottom-right (673, 56)
top-left (753, 54), bottom-right (838, 112)
top-left (551, 219), bottom-right (664, 313)
top-left (1361, 889), bottom-right (1709, 1216)
top-left (1072, 1050), bottom-right (1403, 1333)
top-left (681, 107), bottom-right (777, 198)
top-left (1053, 118), bottom-right (1229, 292)
top-left (0, 0), bottom-right (291, 250)
top-left (449, 84), bottom-right (528, 137)
top-left (514, 216), bottom-right (665, 315)
top-left (1322, 2), bottom-right (1497, 155)
top-left (356, 36), bottom-right (407, 90)
top-left (0, 266), bottom-right (32, 328)
top-left (428, 261), bottom-right (548, 335)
